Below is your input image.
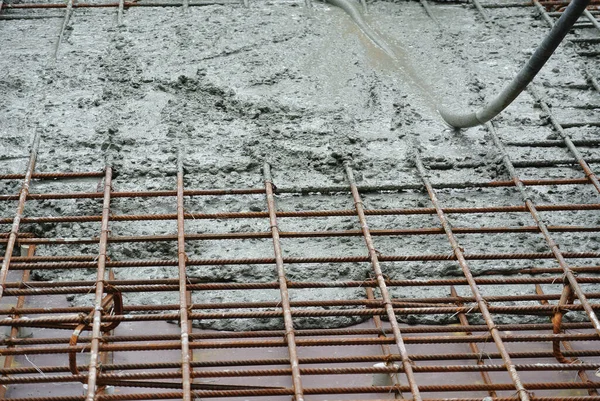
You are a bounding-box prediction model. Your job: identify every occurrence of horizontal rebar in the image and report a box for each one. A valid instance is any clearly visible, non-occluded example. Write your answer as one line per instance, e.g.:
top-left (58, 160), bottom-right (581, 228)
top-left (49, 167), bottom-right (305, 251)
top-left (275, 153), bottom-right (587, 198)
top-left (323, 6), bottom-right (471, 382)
top-left (2, 305), bottom-right (600, 330)
top-left (2, 331), bottom-right (600, 355)
top-left (3, 349), bottom-right (600, 375)
top-left (4, 251), bottom-right (599, 272)
top-left (3, 202), bottom-right (599, 226)
top-left (3, 225), bottom-right (598, 245)
top-left (3, 292), bottom-right (600, 315)
top-left (0, 322), bottom-right (595, 346)
top-left (3, 382), bottom-right (600, 398)
top-left (1, 0), bottom-right (240, 8)
top-left (428, 157), bottom-right (600, 170)
top-left (3, 275), bottom-right (600, 297)
top-left (3, 362), bottom-right (600, 384)
top-left (0, 177), bottom-right (593, 202)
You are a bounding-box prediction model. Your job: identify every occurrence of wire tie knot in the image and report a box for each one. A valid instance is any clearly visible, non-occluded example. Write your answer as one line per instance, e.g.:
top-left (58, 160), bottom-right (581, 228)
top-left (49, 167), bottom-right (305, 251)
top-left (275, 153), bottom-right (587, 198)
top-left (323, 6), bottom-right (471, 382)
top-left (513, 388), bottom-right (535, 399)
top-left (379, 326), bottom-right (387, 337)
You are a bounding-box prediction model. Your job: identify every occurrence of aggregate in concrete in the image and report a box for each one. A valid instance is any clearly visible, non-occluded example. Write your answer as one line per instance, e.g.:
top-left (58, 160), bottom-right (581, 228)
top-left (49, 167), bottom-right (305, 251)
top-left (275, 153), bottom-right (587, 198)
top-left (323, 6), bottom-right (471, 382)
top-left (1, 0), bottom-right (599, 331)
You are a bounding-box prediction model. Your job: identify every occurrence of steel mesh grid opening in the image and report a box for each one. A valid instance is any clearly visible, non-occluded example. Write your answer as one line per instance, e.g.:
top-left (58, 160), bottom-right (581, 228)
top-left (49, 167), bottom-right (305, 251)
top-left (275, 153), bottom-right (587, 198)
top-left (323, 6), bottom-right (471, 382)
top-left (2, 122), bottom-right (600, 400)
top-left (1, 0), bottom-right (600, 399)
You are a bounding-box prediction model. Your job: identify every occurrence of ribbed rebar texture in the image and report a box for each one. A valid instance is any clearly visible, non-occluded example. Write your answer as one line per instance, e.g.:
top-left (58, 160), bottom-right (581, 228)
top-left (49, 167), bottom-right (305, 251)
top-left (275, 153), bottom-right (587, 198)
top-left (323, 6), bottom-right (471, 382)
top-left (1, 0), bottom-right (600, 399)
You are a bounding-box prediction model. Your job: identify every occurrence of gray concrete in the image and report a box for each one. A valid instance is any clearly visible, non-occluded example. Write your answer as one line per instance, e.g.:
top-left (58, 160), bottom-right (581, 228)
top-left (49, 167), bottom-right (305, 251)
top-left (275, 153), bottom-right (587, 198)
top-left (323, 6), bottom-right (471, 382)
top-left (1, 0), bottom-right (599, 331)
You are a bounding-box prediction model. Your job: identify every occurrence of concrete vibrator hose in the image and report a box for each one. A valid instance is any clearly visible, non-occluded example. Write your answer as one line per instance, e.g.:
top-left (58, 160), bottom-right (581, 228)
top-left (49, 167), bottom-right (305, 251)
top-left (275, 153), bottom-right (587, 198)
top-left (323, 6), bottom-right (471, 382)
top-left (439, 0), bottom-right (591, 128)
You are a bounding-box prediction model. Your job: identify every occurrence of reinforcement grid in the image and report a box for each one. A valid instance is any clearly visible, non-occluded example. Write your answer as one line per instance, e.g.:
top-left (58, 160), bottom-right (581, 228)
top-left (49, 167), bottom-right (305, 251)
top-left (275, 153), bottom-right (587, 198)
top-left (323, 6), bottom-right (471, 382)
top-left (1, 126), bottom-right (600, 401)
top-left (1, 1), bottom-right (600, 401)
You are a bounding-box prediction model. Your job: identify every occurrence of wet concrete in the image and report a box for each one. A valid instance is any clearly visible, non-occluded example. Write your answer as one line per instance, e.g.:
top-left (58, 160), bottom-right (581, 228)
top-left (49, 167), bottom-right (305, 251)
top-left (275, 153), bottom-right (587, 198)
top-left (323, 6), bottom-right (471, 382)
top-left (1, 0), bottom-right (599, 330)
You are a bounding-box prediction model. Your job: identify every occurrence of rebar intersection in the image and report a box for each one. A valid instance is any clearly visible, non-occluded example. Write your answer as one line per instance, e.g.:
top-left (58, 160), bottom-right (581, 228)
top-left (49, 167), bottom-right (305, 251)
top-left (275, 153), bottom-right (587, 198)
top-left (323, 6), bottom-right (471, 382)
top-left (2, 122), bottom-right (600, 400)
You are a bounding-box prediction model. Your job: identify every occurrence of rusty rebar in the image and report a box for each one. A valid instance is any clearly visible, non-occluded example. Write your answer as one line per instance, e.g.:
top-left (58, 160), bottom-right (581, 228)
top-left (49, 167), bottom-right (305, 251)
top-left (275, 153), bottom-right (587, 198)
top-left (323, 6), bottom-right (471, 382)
top-left (0, 244), bottom-right (35, 399)
top-left (85, 166), bottom-right (113, 401)
top-left (2, 148), bottom-right (600, 399)
top-left (263, 163), bottom-right (304, 401)
top-left (0, 176), bottom-right (595, 202)
top-left (3, 201), bottom-right (599, 226)
top-left (4, 224), bottom-right (599, 246)
top-left (3, 291), bottom-right (600, 316)
top-left (0, 132), bottom-right (40, 301)
top-left (53, 0), bottom-right (73, 60)
top-left (365, 286), bottom-right (404, 398)
top-left (413, 149), bottom-right (530, 401)
top-left (487, 122), bottom-right (600, 336)
top-left (535, 284), bottom-right (599, 396)
top-left (1, 361), bottom-right (600, 384)
top-left (3, 275), bottom-right (600, 298)
top-left (449, 285), bottom-right (497, 397)
top-left (1, 321), bottom-right (596, 346)
top-left (529, 88), bottom-right (600, 194)
top-left (3, 350), bottom-right (600, 374)
top-left (6, 250), bottom-right (600, 274)
top-left (345, 163), bottom-right (422, 400)
top-left (2, 303), bottom-right (600, 330)
top-left (176, 155), bottom-right (192, 401)
top-left (3, 382), bottom-right (600, 398)
top-left (1, 0), bottom-right (239, 8)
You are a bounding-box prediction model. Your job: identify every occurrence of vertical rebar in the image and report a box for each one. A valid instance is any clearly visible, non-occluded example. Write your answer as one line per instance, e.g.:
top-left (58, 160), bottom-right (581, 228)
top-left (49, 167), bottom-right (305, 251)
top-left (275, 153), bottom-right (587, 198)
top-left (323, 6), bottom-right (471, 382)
top-left (487, 121), bottom-right (600, 336)
top-left (526, 1), bottom-right (600, 193)
top-left (344, 163), bottom-right (422, 401)
top-left (85, 165), bottom-right (113, 401)
top-left (450, 286), bottom-right (497, 398)
top-left (117, 0), bottom-right (124, 26)
top-left (97, 268), bottom-right (117, 397)
top-left (413, 150), bottom-right (530, 401)
top-left (529, 88), bottom-right (600, 194)
top-left (177, 154), bottom-right (192, 401)
top-left (53, 0), bottom-right (73, 60)
top-left (365, 287), bottom-right (403, 399)
top-left (0, 245), bottom-right (35, 400)
top-left (471, 0), bottom-right (490, 22)
top-left (263, 163), bottom-right (305, 401)
top-left (534, 0), bottom-right (555, 27)
top-left (420, 0), bottom-right (443, 27)
top-left (583, 9), bottom-right (600, 32)
top-left (0, 132), bottom-right (40, 301)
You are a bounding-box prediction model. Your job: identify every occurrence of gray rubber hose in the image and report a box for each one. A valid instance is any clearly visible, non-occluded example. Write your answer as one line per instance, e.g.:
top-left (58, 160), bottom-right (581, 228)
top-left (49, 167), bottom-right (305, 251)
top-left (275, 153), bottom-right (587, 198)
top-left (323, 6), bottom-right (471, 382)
top-left (439, 0), bottom-right (591, 128)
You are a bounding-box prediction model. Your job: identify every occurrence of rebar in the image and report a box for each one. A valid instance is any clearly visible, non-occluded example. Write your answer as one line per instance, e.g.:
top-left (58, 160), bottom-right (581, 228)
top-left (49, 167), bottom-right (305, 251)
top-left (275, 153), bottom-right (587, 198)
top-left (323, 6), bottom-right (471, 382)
top-left (345, 163), bottom-right (422, 400)
top-left (487, 122), bottom-right (600, 336)
top-left (0, 132), bottom-right (40, 300)
top-left (263, 163), bottom-right (305, 401)
top-left (84, 166), bottom-right (113, 401)
top-left (2, 1), bottom-right (600, 399)
top-left (413, 150), bottom-right (530, 401)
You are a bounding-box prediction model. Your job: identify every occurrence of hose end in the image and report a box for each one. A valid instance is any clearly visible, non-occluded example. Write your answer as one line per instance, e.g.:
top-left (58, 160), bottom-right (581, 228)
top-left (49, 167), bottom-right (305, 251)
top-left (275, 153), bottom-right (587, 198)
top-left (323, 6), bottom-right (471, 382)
top-left (437, 106), bottom-right (483, 129)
